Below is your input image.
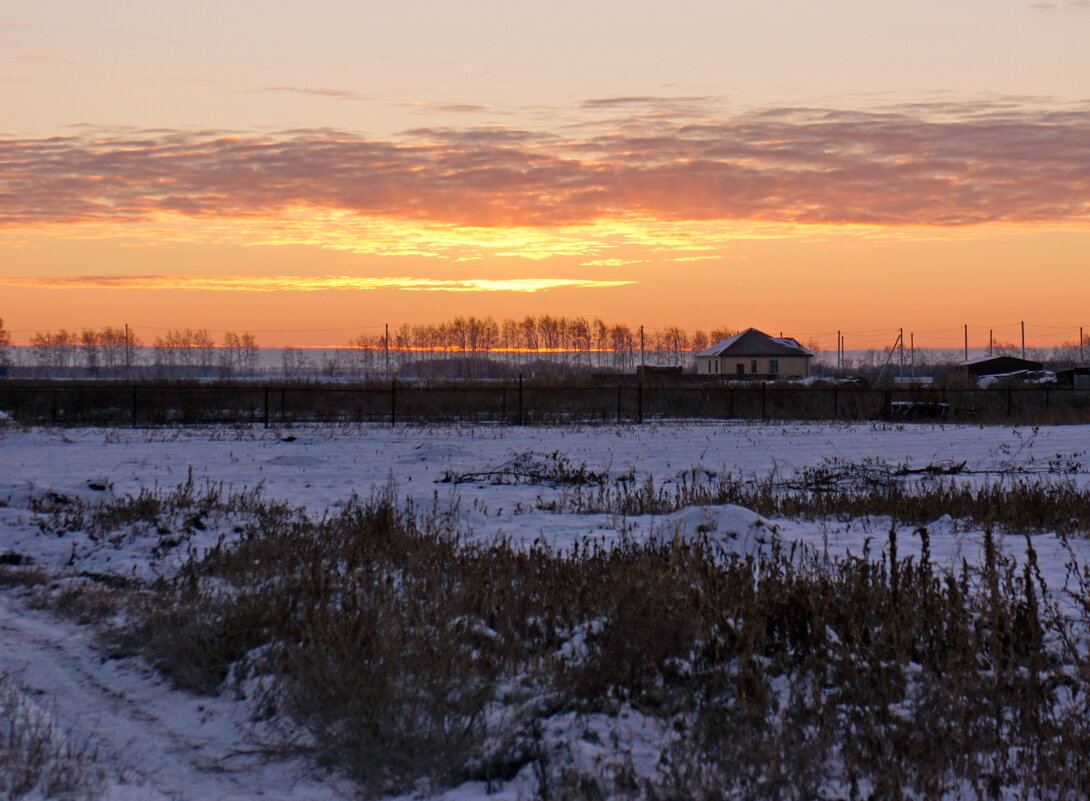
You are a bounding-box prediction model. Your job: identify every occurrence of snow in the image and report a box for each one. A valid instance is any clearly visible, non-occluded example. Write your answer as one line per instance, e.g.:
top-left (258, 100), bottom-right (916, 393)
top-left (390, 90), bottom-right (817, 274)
top-left (3, 420), bottom-right (1090, 799)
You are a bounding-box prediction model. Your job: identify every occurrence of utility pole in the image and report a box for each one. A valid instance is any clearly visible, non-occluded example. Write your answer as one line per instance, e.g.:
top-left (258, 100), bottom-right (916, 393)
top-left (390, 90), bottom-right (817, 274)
top-left (639, 325), bottom-right (645, 369)
top-left (899, 327), bottom-right (904, 381)
top-left (384, 323), bottom-right (390, 378)
top-left (989, 329), bottom-right (993, 357)
top-left (910, 332), bottom-right (915, 380)
top-left (1021, 320), bottom-right (1025, 359)
top-left (124, 323), bottom-right (131, 373)
top-left (964, 324), bottom-right (968, 363)
top-left (836, 329), bottom-right (841, 372)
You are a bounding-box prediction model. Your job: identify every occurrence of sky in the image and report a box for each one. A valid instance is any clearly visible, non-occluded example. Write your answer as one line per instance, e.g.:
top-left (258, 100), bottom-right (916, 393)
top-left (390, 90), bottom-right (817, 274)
top-left (2, 0), bottom-right (1090, 349)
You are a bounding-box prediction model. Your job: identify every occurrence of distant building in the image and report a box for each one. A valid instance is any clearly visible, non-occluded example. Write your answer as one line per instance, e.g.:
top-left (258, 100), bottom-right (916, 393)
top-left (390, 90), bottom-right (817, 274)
top-left (959, 355), bottom-right (1043, 377)
top-left (695, 328), bottom-right (813, 379)
top-left (1056, 367), bottom-right (1090, 390)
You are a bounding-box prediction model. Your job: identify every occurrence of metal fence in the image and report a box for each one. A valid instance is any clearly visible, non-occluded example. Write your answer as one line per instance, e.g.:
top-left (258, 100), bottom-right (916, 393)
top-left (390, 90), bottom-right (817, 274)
top-left (2, 381), bottom-right (1090, 427)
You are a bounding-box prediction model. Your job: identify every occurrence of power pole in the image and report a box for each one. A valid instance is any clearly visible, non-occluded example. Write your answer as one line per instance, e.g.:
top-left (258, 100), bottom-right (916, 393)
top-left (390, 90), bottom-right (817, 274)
top-left (899, 327), bottom-right (904, 381)
top-left (384, 323), bottom-right (390, 378)
top-left (639, 325), bottom-right (645, 369)
top-left (989, 329), bottom-right (993, 357)
top-left (910, 332), bottom-right (915, 379)
top-left (963, 324), bottom-right (968, 363)
top-left (836, 329), bottom-right (841, 372)
top-left (1021, 320), bottom-right (1025, 359)
top-left (124, 323), bottom-right (131, 373)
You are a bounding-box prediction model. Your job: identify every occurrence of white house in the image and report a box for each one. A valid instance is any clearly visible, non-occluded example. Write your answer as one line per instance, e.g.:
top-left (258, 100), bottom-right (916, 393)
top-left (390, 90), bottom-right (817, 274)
top-left (695, 328), bottom-right (813, 379)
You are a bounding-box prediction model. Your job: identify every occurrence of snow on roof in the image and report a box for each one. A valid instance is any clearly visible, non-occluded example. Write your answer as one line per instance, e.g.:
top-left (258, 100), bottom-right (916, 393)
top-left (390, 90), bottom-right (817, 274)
top-left (697, 327), bottom-right (813, 358)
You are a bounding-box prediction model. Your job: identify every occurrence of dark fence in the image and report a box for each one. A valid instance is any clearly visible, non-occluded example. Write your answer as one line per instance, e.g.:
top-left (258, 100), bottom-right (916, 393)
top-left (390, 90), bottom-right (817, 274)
top-left (2, 381), bottom-right (1090, 427)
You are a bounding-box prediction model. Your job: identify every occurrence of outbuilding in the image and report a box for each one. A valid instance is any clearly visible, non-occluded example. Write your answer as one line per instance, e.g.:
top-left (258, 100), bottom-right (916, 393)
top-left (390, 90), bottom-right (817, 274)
top-left (696, 328), bottom-right (813, 379)
top-left (960, 355), bottom-right (1043, 377)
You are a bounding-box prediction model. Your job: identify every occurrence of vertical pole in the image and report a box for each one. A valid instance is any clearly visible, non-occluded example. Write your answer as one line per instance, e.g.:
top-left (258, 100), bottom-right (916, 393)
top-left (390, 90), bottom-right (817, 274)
top-left (131, 385), bottom-right (137, 428)
top-left (836, 330), bottom-right (841, 372)
top-left (1021, 321), bottom-right (1025, 359)
top-left (910, 333), bottom-right (915, 380)
top-left (518, 373), bottom-right (524, 426)
top-left (639, 325), bottom-right (645, 369)
top-left (899, 327), bottom-right (904, 381)
top-left (390, 379), bottom-right (396, 425)
top-left (989, 329), bottom-right (993, 357)
top-left (263, 386), bottom-right (270, 428)
top-left (384, 323), bottom-right (390, 379)
top-left (964, 324), bottom-right (968, 363)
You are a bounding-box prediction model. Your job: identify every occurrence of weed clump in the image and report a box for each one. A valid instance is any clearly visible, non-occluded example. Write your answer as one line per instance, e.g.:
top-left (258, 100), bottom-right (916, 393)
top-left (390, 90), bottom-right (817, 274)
top-left (110, 490), bottom-right (1090, 799)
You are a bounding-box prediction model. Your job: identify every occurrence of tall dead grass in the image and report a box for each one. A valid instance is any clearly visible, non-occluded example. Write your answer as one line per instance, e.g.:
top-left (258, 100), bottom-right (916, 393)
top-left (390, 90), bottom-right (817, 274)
top-left (107, 490), bottom-right (1090, 799)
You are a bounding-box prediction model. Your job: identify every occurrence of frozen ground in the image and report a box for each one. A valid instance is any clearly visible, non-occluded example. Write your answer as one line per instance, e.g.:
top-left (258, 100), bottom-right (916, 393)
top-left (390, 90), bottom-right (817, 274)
top-left (2, 420), bottom-right (1090, 799)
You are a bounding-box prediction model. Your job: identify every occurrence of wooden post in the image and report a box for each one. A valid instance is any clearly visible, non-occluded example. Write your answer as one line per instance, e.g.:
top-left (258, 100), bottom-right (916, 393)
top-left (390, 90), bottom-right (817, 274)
top-left (1021, 320), bottom-right (1025, 359)
top-left (964, 324), bottom-right (968, 362)
top-left (263, 386), bottom-right (270, 428)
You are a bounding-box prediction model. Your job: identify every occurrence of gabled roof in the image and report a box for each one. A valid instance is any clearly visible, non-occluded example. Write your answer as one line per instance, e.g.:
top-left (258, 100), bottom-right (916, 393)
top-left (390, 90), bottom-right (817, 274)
top-left (697, 328), bottom-right (814, 358)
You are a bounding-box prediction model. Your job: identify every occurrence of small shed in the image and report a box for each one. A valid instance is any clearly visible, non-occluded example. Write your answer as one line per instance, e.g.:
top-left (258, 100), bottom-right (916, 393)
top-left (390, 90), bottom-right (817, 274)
top-left (1056, 367), bottom-right (1090, 390)
top-left (960, 355), bottom-right (1043, 377)
top-left (696, 328), bottom-right (813, 379)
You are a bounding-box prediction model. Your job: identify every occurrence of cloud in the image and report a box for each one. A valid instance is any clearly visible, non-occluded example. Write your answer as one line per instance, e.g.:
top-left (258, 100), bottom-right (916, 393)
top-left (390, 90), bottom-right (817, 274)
top-left (250, 86), bottom-right (372, 101)
top-left (580, 258), bottom-right (648, 267)
top-left (0, 274), bottom-right (635, 293)
top-left (2, 99), bottom-right (1090, 233)
top-left (400, 101), bottom-right (492, 113)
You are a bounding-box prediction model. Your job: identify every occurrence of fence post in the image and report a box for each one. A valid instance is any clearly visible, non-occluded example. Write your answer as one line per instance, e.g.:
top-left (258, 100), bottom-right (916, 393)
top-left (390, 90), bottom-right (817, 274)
top-left (131, 385), bottom-right (137, 428)
top-left (263, 386), bottom-right (269, 428)
top-left (637, 381), bottom-right (643, 424)
top-left (390, 379), bottom-right (397, 425)
top-left (518, 374), bottom-right (524, 425)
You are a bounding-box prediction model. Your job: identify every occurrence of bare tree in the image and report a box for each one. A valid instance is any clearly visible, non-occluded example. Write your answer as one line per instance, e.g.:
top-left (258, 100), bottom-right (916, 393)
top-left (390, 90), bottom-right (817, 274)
top-left (0, 318), bottom-right (12, 368)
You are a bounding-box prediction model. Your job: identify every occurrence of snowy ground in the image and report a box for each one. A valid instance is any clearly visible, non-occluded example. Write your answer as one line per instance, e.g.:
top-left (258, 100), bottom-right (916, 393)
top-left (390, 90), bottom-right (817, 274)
top-left (2, 419), bottom-right (1090, 799)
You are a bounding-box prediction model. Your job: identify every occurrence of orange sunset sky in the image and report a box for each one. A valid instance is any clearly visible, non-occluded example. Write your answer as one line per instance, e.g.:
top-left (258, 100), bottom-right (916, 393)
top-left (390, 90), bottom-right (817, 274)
top-left (3, 0), bottom-right (1090, 350)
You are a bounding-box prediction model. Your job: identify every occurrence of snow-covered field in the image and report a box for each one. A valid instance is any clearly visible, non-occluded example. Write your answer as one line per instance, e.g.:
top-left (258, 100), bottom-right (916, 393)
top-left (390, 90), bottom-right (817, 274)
top-left (2, 420), bottom-right (1089, 800)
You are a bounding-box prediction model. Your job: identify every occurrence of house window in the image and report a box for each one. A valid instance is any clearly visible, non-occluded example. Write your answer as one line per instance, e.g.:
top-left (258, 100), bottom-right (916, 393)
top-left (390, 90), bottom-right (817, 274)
top-left (769, 359), bottom-right (779, 374)
top-left (750, 360), bottom-right (757, 374)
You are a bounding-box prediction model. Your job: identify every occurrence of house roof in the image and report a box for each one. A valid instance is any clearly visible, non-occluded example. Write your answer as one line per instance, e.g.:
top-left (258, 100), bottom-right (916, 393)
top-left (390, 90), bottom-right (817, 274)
top-left (961, 355), bottom-right (1043, 368)
top-left (697, 328), bottom-right (814, 358)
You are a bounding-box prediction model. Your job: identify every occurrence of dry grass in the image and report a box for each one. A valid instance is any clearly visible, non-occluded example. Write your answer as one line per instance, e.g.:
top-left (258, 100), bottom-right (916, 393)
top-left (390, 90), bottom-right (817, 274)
top-left (0, 673), bottom-right (105, 801)
top-left (549, 460), bottom-right (1090, 536)
top-left (102, 488), bottom-right (1090, 799)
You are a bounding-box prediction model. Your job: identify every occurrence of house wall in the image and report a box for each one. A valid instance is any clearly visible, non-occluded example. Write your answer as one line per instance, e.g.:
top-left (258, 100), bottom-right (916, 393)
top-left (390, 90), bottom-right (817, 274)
top-left (696, 355), bottom-right (810, 377)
